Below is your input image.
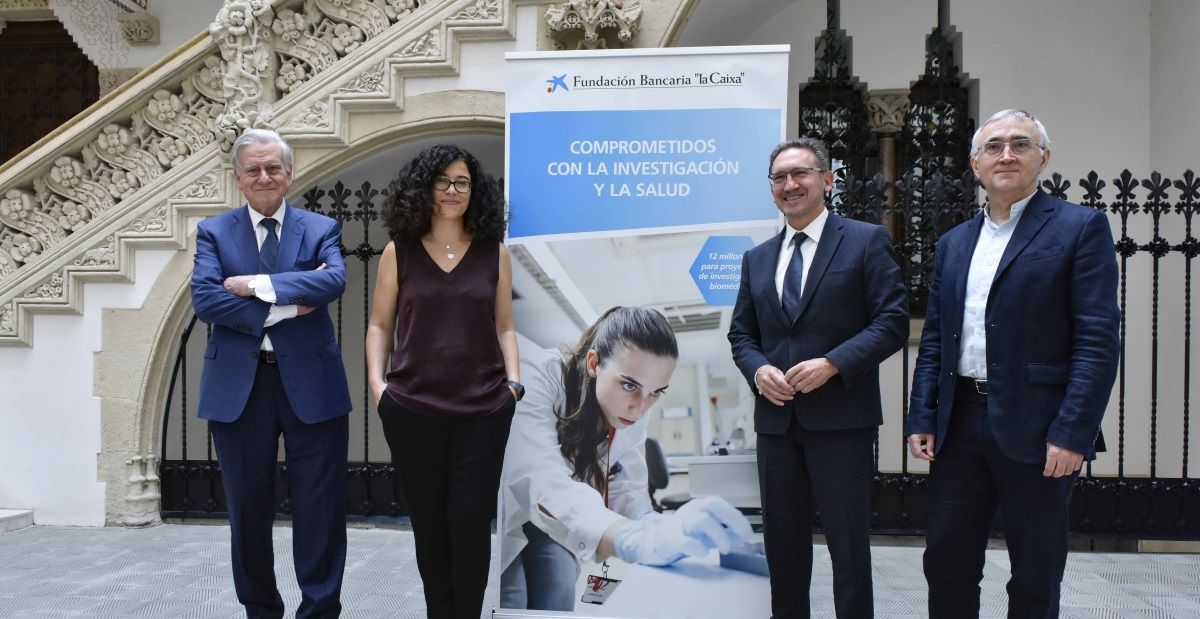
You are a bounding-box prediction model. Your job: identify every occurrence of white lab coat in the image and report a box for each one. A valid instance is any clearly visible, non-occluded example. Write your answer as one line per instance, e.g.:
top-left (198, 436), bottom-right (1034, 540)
top-left (499, 342), bottom-right (654, 573)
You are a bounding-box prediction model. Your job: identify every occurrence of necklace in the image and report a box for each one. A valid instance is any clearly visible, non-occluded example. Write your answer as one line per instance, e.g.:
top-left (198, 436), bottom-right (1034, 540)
top-left (429, 236), bottom-right (459, 260)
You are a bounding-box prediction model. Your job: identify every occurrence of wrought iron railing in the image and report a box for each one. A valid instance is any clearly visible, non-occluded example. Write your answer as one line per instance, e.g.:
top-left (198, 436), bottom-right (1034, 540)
top-left (160, 170), bottom-right (1200, 540)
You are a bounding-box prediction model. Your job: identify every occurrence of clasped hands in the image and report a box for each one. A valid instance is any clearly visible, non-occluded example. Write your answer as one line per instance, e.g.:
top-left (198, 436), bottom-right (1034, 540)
top-left (754, 358), bottom-right (839, 406)
top-left (223, 263), bottom-right (325, 316)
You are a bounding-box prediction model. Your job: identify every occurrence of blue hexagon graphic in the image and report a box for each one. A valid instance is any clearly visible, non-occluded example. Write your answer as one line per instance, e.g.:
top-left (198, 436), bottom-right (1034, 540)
top-left (689, 236), bottom-right (755, 306)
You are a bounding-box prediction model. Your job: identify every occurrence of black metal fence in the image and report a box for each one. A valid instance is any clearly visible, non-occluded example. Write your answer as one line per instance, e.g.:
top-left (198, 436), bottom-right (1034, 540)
top-left (160, 170), bottom-right (1200, 540)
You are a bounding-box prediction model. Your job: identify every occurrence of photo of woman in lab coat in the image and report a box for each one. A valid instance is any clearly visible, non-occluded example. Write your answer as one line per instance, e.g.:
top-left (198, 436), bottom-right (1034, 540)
top-left (499, 306), bottom-right (753, 611)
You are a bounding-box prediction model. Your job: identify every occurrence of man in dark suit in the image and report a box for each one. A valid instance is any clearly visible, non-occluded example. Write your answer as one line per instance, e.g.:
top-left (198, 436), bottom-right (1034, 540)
top-left (191, 128), bottom-right (352, 619)
top-left (729, 137), bottom-right (908, 618)
top-left (906, 109), bottom-right (1120, 618)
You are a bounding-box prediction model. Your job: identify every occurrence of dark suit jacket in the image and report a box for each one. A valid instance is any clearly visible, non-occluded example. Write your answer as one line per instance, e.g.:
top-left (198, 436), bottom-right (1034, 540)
top-left (191, 203), bottom-right (352, 424)
top-left (906, 190), bottom-right (1120, 464)
top-left (729, 212), bottom-right (909, 435)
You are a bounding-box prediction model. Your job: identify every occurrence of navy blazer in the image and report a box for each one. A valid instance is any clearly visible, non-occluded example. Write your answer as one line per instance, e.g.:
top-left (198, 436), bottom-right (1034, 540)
top-left (729, 212), bottom-right (909, 435)
top-left (906, 190), bottom-right (1120, 464)
top-left (191, 203), bottom-right (352, 424)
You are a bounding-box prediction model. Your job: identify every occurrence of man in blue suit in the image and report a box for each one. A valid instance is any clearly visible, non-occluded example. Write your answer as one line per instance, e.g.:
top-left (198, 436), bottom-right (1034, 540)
top-left (730, 138), bottom-right (908, 618)
top-left (906, 109), bottom-right (1120, 617)
top-left (191, 128), bottom-right (351, 619)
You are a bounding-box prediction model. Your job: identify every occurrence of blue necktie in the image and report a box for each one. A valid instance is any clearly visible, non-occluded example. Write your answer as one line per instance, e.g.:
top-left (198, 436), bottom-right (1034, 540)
top-left (259, 218), bottom-right (279, 275)
top-left (781, 231), bottom-right (808, 321)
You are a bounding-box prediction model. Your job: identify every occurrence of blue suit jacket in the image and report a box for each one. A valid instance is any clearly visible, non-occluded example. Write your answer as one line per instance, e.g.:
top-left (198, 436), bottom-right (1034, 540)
top-left (729, 212), bottom-right (909, 435)
top-left (191, 203), bottom-right (352, 424)
top-left (907, 190), bottom-right (1120, 464)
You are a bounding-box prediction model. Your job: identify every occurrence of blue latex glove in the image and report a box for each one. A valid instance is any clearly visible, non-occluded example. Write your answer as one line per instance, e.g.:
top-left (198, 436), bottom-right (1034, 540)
top-left (613, 496), bottom-right (754, 566)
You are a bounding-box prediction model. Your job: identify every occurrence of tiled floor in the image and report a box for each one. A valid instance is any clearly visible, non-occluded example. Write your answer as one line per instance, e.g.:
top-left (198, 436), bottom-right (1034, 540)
top-left (0, 523), bottom-right (1197, 618)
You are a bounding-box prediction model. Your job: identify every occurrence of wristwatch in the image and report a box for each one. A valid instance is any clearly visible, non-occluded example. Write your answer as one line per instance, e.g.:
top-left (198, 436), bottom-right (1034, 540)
top-left (506, 379), bottom-right (525, 401)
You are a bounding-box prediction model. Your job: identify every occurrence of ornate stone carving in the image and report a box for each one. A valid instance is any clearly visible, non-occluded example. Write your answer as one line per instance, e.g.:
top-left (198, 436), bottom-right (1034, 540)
top-left (98, 68), bottom-right (141, 97)
top-left (282, 100), bottom-right (330, 130)
top-left (867, 90), bottom-right (909, 134)
top-left (452, 0), bottom-right (499, 20)
top-left (0, 303), bottom-right (12, 336)
top-left (1, 0), bottom-right (519, 348)
top-left (75, 235), bottom-right (116, 268)
top-left (117, 9), bottom-right (158, 45)
top-left (377, 0), bottom-right (419, 21)
top-left (48, 0), bottom-right (130, 69)
top-left (123, 203), bottom-right (168, 234)
top-left (395, 29), bottom-right (440, 58)
top-left (545, 0), bottom-right (639, 50)
top-left (173, 170), bottom-right (221, 200)
top-left (0, 0), bottom-right (51, 22)
top-left (210, 0), bottom-right (277, 148)
top-left (337, 60), bottom-right (387, 93)
top-left (29, 270), bottom-right (65, 300)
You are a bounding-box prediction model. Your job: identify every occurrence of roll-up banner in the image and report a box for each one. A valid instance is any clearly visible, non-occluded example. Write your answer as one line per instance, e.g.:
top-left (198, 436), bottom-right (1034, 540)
top-left (499, 46), bottom-right (788, 617)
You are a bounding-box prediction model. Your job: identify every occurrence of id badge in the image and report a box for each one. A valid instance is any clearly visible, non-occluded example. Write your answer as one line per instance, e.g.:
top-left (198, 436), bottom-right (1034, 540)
top-left (580, 574), bottom-right (621, 604)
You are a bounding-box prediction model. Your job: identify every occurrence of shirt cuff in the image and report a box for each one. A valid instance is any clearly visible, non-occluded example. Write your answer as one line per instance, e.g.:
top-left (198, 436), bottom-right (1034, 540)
top-left (251, 274), bottom-right (277, 304)
top-left (264, 304), bottom-right (297, 328)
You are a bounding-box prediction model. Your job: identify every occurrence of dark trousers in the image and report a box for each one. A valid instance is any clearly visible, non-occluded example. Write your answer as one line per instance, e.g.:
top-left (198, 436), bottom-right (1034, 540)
top-left (757, 423), bottom-right (876, 619)
top-left (378, 393), bottom-right (515, 619)
top-left (924, 379), bottom-right (1079, 619)
top-left (209, 360), bottom-right (349, 619)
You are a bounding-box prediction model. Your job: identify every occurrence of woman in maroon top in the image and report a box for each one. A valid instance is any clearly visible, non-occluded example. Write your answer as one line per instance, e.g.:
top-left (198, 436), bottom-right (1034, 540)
top-left (365, 144), bottom-right (521, 619)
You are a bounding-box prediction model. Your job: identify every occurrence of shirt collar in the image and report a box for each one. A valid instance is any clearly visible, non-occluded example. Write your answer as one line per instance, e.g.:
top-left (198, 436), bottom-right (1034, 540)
top-left (983, 189), bottom-right (1035, 230)
top-left (247, 202), bottom-right (286, 229)
top-left (785, 207), bottom-right (828, 245)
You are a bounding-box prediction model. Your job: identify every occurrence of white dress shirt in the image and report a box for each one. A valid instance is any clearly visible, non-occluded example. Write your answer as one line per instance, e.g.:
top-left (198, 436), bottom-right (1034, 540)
top-left (774, 207), bottom-right (829, 305)
top-left (957, 191), bottom-right (1036, 379)
top-left (245, 203), bottom-right (298, 350)
top-left (499, 342), bottom-right (654, 572)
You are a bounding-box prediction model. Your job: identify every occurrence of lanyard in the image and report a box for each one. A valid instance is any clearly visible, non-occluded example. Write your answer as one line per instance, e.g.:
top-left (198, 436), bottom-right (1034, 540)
top-left (603, 426), bottom-right (616, 508)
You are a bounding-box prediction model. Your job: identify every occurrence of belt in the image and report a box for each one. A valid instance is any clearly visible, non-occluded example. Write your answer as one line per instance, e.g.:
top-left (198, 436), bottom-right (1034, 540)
top-left (956, 375), bottom-right (987, 395)
top-left (254, 350), bottom-right (278, 364)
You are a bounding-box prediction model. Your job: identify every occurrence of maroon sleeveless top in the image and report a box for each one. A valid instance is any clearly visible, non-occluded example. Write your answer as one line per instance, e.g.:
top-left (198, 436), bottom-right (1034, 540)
top-left (386, 238), bottom-right (509, 417)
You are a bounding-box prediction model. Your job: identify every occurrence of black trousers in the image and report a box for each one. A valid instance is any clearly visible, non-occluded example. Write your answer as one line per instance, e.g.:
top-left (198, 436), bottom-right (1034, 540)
top-left (209, 360), bottom-right (348, 619)
top-left (757, 422), bottom-right (876, 619)
top-left (378, 393), bottom-right (515, 619)
top-left (924, 379), bottom-right (1079, 619)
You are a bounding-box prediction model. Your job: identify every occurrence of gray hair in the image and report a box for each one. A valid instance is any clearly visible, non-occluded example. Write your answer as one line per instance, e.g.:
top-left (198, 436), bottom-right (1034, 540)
top-left (971, 109), bottom-right (1051, 155)
top-left (230, 128), bottom-right (294, 173)
top-left (768, 137), bottom-right (831, 173)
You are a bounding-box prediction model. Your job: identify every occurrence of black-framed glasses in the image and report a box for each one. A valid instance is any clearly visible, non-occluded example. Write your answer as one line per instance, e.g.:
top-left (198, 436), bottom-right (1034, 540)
top-left (977, 138), bottom-right (1042, 158)
top-left (433, 177), bottom-right (472, 192)
top-left (768, 167), bottom-right (826, 185)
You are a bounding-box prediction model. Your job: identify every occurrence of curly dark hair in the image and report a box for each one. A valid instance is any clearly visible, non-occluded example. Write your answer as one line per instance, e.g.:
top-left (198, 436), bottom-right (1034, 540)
top-left (381, 144), bottom-right (507, 241)
top-left (557, 306), bottom-right (679, 491)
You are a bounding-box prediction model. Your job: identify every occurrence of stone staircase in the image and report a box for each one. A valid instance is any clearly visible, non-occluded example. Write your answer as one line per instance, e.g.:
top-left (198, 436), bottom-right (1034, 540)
top-left (0, 0), bottom-right (515, 347)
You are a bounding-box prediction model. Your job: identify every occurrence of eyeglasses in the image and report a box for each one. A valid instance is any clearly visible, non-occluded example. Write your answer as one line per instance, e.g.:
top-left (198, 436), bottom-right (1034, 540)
top-left (977, 138), bottom-right (1042, 158)
top-left (433, 177), bottom-right (472, 192)
top-left (768, 167), bottom-right (826, 185)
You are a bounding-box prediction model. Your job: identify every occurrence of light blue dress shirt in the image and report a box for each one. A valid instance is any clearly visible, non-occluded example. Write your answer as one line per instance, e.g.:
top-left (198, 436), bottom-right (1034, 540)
top-left (957, 191), bottom-right (1036, 379)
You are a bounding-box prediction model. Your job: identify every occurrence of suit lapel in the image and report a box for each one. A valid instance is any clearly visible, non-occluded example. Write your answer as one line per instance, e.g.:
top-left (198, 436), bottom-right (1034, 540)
top-left (278, 202), bottom-right (305, 273)
top-left (790, 213), bottom-right (842, 325)
top-left (229, 206), bottom-right (259, 275)
top-left (947, 213), bottom-right (985, 336)
top-left (992, 190), bottom-right (1053, 285)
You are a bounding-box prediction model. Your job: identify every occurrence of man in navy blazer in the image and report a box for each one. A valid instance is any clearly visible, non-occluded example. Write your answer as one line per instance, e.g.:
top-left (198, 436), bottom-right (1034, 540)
top-left (730, 138), bottom-right (908, 618)
top-left (906, 109), bottom-right (1120, 617)
top-left (191, 128), bottom-right (351, 619)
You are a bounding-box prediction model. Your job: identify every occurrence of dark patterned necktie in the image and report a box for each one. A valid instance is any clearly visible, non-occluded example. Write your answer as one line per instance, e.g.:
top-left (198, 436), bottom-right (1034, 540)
top-left (781, 231), bottom-right (808, 321)
top-left (259, 218), bottom-right (279, 275)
